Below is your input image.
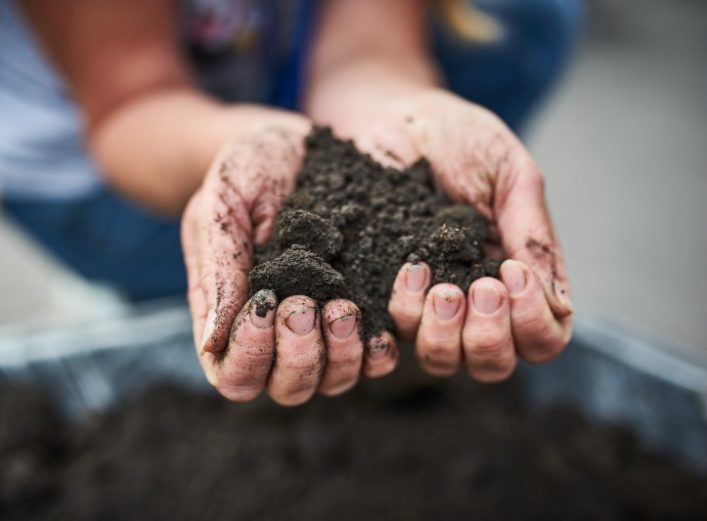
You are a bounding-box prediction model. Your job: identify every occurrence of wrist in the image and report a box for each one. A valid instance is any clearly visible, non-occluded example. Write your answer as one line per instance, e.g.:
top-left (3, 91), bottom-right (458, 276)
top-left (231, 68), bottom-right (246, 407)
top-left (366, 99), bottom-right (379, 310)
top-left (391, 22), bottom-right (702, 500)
top-left (305, 56), bottom-right (439, 134)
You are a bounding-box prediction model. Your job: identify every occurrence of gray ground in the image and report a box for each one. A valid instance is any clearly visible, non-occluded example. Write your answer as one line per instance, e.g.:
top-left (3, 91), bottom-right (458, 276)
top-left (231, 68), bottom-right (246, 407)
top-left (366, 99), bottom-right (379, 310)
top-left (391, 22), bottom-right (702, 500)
top-left (0, 0), bottom-right (705, 355)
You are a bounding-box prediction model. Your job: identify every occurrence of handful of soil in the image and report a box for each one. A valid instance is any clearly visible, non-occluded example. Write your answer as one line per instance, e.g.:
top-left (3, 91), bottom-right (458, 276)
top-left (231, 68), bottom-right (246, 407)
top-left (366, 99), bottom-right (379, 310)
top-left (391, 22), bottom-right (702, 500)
top-left (250, 128), bottom-right (500, 339)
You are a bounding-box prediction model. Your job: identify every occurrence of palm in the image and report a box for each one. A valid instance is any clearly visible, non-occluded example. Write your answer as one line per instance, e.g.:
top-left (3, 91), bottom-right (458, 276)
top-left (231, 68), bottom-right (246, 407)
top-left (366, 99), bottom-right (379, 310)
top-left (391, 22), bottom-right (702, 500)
top-left (339, 89), bottom-right (573, 379)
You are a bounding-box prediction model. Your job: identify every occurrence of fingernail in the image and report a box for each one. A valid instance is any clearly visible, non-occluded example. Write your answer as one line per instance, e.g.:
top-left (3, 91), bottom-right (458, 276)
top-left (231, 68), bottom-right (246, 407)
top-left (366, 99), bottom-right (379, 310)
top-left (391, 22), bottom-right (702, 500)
top-left (330, 314), bottom-right (357, 339)
top-left (554, 283), bottom-right (574, 313)
top-left (368, 336), bottom-right (389, 359)
top-left (433, 289), bottom-right (462, 320)
top-left (406, 263), bottom-right (427, 292)
top-left (502, 261), bottom-right (527, 296)
top-left (472, 284), bottom-right (502, 315)
top-left (200, 309), bottom-right (216, 353)
top-left (250, 290), bottom-right (277, 328)
top-left (286, 306), bottom-right (316, 335)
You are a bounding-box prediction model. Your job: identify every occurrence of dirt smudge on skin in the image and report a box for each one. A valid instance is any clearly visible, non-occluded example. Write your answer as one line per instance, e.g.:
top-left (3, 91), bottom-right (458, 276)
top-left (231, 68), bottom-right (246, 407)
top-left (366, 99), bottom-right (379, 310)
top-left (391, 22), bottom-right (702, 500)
top-left (252, 290), bottom-right (276, 318)
top-left (526, 236), bottom-right (560, 291)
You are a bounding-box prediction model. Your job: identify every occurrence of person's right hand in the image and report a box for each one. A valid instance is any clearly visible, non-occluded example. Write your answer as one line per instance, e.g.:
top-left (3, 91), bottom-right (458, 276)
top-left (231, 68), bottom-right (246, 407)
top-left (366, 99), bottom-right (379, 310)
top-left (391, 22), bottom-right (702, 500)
top-left (181, 110), bottom-right (399, 406)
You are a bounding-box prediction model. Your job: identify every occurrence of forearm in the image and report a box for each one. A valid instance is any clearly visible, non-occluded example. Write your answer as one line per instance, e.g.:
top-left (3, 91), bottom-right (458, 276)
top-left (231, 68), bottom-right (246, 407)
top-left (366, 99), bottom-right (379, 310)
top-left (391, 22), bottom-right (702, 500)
top-left (305, 0), bottom-right (440, 130)
top-left (88, 88), bottom-right (219, 214)
top-left (20, 0), bottom-right (258, 215)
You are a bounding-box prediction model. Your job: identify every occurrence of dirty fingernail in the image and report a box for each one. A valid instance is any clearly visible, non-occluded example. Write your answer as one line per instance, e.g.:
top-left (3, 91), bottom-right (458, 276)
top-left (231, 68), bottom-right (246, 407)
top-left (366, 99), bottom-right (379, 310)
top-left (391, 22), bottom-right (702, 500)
top-left (502, 260), bottom-right (528, 296)
top-left (368, 336), bottom-right (390, 359)
top-left (286, 306), bottom-right (316, 335)
top-left (433, 289), bottom-right (462, 320)
top-left (472, 284), bottom-right (502, 315)
top-left (330, 314), bottom-right (357, 339)
top-left (406, 263), bottom-right (427, 292)
top-left (200, 309), bottom-right (216, 353)
top-left (250, 290), bottom-right (277, 328)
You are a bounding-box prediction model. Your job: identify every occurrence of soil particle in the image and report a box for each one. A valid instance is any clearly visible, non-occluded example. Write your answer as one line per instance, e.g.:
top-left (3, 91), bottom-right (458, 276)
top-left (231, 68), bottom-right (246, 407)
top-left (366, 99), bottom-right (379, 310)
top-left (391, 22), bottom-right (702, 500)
top-left (2, 371), bottom-right (706, 521)
top-left (250, 128), bottom-right (501, 339)
top-left (252, 289), bottom-right (277, 318)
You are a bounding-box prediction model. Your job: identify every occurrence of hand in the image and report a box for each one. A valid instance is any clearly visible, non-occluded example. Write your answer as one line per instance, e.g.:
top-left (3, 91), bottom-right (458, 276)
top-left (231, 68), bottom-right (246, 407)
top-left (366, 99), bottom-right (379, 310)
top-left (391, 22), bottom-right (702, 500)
top-left (181, 111), bottom-right (398, 406)
top-left (338, 88), bottom-right (573, 382)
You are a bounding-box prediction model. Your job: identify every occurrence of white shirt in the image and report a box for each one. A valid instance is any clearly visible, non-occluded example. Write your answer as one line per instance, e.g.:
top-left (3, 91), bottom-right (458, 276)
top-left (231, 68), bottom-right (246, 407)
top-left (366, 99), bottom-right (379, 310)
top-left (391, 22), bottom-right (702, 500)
top-left (0, 0), bottom-right (304, 201)
top-left (0, 0), bottom-right (103, 200)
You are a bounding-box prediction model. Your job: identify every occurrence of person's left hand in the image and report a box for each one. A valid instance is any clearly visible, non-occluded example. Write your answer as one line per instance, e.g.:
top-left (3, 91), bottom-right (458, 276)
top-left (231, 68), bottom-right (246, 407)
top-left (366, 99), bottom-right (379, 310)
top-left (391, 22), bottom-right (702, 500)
top-left (332, 88), bottom-right (574, 382)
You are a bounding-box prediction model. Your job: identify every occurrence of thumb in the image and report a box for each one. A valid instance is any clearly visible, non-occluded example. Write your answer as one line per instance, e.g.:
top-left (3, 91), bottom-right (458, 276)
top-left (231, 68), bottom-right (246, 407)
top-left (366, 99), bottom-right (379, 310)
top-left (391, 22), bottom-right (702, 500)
top-left (494, 157), bottom-right (573, 319)
top-left (185, 177), bottom-right (254, 356)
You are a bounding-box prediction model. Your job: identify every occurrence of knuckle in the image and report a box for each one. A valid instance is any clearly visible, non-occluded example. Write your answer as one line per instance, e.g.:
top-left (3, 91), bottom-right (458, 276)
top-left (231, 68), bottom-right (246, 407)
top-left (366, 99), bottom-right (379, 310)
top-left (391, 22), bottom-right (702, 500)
top-left (420, 340), bottom-right (460, 361)
top-left (278, 343), bottom-right (326, 372)
top-left (515, 312), bottom-right (553, 340)
top-left (270, 355), bottom-right (324, 401)
top-left (463, 330), bottom-right (515, 381)
top-left (325, 353), bottom-right (363, 372)
top-left (467, 342), bottom-right (505, 364)
top-left (419, 356), bottom-right (458, 377)
top-left (417, 344), bottom-right (460, 376)
top-left (465, 344), bottom-right (515, 377)
top-left (463, 326), bottom-right (509, 354)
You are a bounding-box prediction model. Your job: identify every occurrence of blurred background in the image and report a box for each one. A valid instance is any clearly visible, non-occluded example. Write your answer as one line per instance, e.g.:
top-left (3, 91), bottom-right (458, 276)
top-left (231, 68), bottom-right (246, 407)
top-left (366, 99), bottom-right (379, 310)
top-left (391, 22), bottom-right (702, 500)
top-left (530, 0), bottom-right (706, 358)
top-left (0, 0), bottom-right (705, 359)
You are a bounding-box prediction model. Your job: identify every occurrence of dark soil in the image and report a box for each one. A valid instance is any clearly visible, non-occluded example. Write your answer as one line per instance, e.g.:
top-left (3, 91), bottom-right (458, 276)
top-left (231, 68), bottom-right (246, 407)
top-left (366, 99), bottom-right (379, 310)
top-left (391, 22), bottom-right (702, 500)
top-left (250, 128), bottom-right (500, 339)
top-left (2, 372), bottom-right (706, 521)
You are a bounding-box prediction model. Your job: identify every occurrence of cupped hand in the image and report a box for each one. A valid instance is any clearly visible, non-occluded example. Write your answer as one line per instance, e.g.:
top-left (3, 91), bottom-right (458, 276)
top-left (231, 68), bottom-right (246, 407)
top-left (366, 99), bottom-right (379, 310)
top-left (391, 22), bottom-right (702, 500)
top-left (340, 88), bottom-right (573, 382)
top-left (181, 111), bottom-right (397, 405)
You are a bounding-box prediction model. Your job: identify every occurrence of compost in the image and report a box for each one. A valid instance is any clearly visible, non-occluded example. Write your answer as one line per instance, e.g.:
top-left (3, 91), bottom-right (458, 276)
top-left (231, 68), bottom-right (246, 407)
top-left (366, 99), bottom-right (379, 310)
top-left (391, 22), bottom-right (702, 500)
top-left (1, 369), bottom-right (706, 521)
top-left (250, 127), bottom-right (500, 339)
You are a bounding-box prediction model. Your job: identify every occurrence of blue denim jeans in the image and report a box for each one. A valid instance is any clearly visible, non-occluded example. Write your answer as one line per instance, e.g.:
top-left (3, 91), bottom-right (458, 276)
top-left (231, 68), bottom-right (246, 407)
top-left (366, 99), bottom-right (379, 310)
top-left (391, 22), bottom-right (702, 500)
top-left (4, 0), bottom-right (582, 301)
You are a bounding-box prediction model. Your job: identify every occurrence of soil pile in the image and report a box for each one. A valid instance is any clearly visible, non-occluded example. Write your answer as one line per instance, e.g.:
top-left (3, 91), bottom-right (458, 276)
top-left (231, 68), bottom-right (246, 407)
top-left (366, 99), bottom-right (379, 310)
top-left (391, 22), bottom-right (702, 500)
top-left (2, 373), bottom-right (706, 521)
top-left (250, 128), bottom-right (500, 338)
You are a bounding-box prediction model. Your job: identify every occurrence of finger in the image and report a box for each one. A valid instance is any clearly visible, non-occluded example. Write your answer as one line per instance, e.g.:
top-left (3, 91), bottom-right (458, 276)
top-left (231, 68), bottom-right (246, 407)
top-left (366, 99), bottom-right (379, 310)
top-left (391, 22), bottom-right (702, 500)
top-left (416, 283), bottom-right (465, 376)
top-left (182, 197), bottom-right (209, 348)
top-left (388, 262), bottom-right (431, 341)
top-left (362, 331), bottom-right (399, 379)
top-left (462, 278), bottom-right (516, 382)
top-left (267, 296), bottom-right (325, 406)
top-left (192, 161), bottom-right (255, 356)
top-left (200, 290), bottom-right (277, 401)
top-left (500, 260), bottom-right (572, 363)
top-left (318, 299), bottom-right (364, 396)
top-left (494, 154), bottom-right (573, 319)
